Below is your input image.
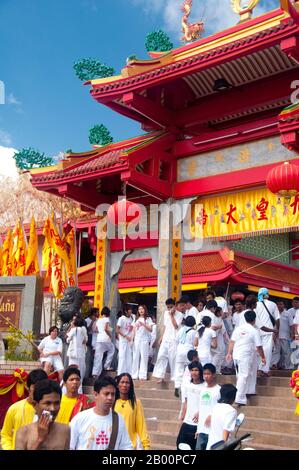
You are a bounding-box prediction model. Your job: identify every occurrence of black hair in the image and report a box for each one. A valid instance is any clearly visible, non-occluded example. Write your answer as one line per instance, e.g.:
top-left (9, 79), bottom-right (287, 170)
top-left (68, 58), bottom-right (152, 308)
top-left (74, 316), bottom-right (86, 327)
top-left (184, 316), bottom-right (196, 327)
top-left (293, 297), bottom-right (299, 301)
top-left (115, 373), bottom-right (136, 409)
top-left (101, 306), bottom-right (111, 317)
top-left (33, 379), bottom-right (62, 402)
top-left (203, 363), bottom-right (216, 374)
top-left (89, 308), bottom-right (99, 316)
top-left (187, 349), bottom-right (198, 362)
top-left (94, 376), bottom-right (116, 394)
top-left (214, 287), bottom-right (225, 297)
top-left (27, 369), bottom-right (48, 389)
top-left (180, 295), bottom-right (191, 303)
top-left (218, 384), bottom-right (237, 404)
top-left (197, 315), bottom-right (212, 338)
top-left (244, 310), bottom-right (256, 323)
top-left (188, 361), bottom-right (203, 383)
top-left (215, 306), bottom-right (223, 317)
top-left (63, 367), bottom-right (81, 383)
top-left (206, 300), bottom-right (218, 310)
top-left (49, 325), bottom-right (59, 334)
top-left (245, 294), bottom-right (257, 310)
top-left (206, 290), bottom-right (215, 299)
top-left (177, 297), bottom-right (187, 304)
top-left (196, 298), bottom-right (206, 307)
top-left (165, 298), bottom-right (175, 306)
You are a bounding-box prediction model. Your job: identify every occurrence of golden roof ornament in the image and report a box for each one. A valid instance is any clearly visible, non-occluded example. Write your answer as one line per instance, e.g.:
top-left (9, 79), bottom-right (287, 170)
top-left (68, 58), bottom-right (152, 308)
top-left (231, 0), bottom-right (260, 22)
top-left (181, 0), bottom-right (204, 43)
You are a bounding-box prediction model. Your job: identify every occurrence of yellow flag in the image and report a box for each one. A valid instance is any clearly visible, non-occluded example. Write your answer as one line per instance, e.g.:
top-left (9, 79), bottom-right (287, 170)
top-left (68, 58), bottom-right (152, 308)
top-left (47, 218), bottom-right (69, 265)
top-left (64, 227), bottom-right (77, 286)
top-left (2, 229), bottom-right (14, 276)
top-left (12, 220), bottom-right (27, 276)
top-left (42, 218), bottom-right (52, 278)
top-left (26, 217), bottom-right (40, 275)
top-left (49, 252), bottom-right (67, 299)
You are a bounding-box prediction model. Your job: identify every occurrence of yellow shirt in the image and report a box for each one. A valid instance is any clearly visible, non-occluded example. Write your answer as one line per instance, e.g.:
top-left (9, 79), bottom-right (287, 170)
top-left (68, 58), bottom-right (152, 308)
top-left (1, 398), bottom-right (35, 450)
top-left (114, 398), bottom-right (150, 450)
top-left (55, 395), bottom-right (77, 424)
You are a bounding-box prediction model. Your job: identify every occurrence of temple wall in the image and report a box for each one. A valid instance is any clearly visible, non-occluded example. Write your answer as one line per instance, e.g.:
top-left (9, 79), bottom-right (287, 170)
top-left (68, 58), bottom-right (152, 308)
top-left (177, 136), bottom-right (296, 181)
top-left (230, 233), bottom-right (290, 264)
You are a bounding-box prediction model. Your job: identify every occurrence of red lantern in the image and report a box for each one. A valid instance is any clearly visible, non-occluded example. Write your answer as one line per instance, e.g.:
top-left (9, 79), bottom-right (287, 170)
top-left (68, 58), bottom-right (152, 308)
top-left (107, 199), bottom-right (142, 227)
top-left (231, 292), bottom-right (245, 301)
top-left (266, 161), bottom-right (299, 200)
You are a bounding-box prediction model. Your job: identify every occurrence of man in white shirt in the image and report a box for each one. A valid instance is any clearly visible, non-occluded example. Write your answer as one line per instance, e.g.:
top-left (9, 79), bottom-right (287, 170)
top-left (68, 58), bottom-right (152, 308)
top-left (226, 310), bottom-right (266, 406)
top-left (232, 301), bottom-right (245, 329)
top-left (116, 308), bottom-right (133, 376)
top-left (274, 300), bottom-right (293, 370)
top-left (70, 376), bottom-right (133, 450)
top-left (195, 363), bottom-right (221, 450)
top-left (287, 297), bottom-right (299, 319)
top-left (206, 384), bottom-right (237, 450)
top-left (182, 296), bottom-right (199, 321)
top-left (214, 287), bottom-right (229, 315)
top-left (153, 298), bottom-right (184, 383)
top-left (255, 288), bottom-right (280, 377)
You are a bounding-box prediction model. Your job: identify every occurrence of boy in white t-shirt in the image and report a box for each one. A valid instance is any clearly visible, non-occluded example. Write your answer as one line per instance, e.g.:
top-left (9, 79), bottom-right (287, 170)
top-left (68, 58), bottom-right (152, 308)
top-left (206, 384), bottom-right (237, 450)
top-left (195, 363), bottom-right (221, 450)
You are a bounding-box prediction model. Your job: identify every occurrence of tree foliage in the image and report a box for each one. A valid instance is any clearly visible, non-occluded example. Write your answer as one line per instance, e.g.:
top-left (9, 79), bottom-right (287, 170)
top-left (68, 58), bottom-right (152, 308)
top-left (13, 148), bottom-right (53, 171)
top-left (73, 58), bottom-right (115, 81)
top-left (145, 30), bottom-right (173, 52)
top-left (89, 124), bottom-right (113, 146)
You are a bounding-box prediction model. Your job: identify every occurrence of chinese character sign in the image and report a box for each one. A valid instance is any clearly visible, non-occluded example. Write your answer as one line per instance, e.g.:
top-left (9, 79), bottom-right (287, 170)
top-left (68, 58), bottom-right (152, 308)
top-left (192, 188), bottom-right (299, 239)
top-left (94, 237), bottom-right (106, 310)
top-left (171, 225), bottom-right (182, 301)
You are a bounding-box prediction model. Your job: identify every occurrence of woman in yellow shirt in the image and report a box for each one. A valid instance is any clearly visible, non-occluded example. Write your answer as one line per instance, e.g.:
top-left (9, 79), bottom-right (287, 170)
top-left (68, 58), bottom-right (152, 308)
top-left (114, 373), bottom-right (150, 450)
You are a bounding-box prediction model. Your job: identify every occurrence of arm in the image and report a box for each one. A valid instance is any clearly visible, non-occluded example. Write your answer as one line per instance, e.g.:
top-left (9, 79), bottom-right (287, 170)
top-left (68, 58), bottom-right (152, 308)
top-left (105, 321), bottom-right (112, 340)
top-left (222, 429), bottom-right (230, 442)
top-left (24, 414), bottom-right (52, 450)
top-left (64, 427), bottom-right (71, 450)
top-left (180, 399), bottom-right (187, 422)
top-left (226, 340), bottom-right (235, 362)
top-left (257, 346), bottom-right (266, 365)
top-left (15, 426), bottom-right (27, 450)
top-left (0, 405), bottom-right (15, 450)
top-left (136, 399), bottom-right (151, 450)
top-left (158, 325), bottom-right (166, 345)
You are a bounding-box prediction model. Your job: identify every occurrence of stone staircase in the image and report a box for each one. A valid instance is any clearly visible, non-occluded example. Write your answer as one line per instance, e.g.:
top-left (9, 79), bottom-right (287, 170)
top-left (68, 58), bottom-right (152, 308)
top-left (84, 370), bottom-right (298, 450)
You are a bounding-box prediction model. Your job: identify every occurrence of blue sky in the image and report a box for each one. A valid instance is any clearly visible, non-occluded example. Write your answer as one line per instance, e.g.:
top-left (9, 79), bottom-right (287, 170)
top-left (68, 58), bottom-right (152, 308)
top-left (0, 0), bottom-right (279, 162)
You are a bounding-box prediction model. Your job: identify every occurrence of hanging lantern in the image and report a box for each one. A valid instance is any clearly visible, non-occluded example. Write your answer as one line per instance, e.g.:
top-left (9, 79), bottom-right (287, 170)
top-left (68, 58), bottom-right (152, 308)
top-left (231, 291), bottom-right (245, 302)
top-left (266, 161), bottom-right (299, 202)
top-left (107, 199), bottom-right (142, 227)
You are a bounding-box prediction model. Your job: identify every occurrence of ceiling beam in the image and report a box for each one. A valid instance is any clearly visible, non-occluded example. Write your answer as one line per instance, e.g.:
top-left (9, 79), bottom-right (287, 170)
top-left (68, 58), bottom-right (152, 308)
top-left (122, 92), bottom-right (175, 130)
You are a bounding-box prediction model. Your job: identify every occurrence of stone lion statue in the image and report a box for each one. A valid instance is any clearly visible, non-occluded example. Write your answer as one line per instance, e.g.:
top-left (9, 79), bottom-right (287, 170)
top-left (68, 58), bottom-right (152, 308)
top-left (59, 286), bottom-right (85, 324)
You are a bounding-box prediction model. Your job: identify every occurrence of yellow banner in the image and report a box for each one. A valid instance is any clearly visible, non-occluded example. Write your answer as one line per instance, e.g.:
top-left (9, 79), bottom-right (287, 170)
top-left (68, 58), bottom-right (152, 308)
top-left (12, 220), bottom-right (27, 276)
top-left (64, 228), bottom-right (77, 286)
top-left (26, 217), bottom-right (40, 275)
top-left (94, 237), bottom-right (106, 310)
top-left (2, 229), bottom-right (14, 276)
top-left (171, 225), bottom-right (182, 301)
top-left (192, 188), bottom-right (299, 239)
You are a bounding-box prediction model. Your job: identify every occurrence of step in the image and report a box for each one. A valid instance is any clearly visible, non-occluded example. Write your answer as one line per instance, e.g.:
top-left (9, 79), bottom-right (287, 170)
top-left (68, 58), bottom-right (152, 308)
top-left (141, 397), bottom-right (182, 411)
top-left (240, 428), bottom-right (299, 449)
top-left (150, 431), bottom-right (177, 448)
top-left (243, 406), bottom-right (298, 422)
top-left (243, 417), bottom-right (299, 435)
top-left (248, 395), bottom-right (295, 408)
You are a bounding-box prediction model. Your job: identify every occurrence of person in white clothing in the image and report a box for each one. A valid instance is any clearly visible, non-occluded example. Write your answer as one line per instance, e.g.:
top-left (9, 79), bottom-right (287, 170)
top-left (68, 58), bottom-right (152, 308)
top-left (206, 384), bottom-right (237, 450)
top-left (92, 307), bottom-right (115, 378)
top-left (176, 361), bottom-right (204, 450)
top-left (255, 288), bottom-right (280, 376)
top-left (174, 317), bottom-right (196, 396)
top-left (195, 363), bottom-right (221, 450)
top-left (226, 310), bottom-right (266, 406)
top-left (293, 309), bottom-right (299, 368)
top-left (183, 296), bottom-right (199, 321)
top-left (194, 316), bottom-right (217, 366)
top-left (153, 298), bottom-right (184, 383)
top-left (232, 301), bottom-right (245, 329)
top-left (214, 287), bottom-right (229, 315)
top-left (195, 299), bottom-right (206, 326)
top-left (70, 376), bottom-right (133, 450)
top-left (132, 305), bottom-right (153, 380)
top-left (273, 300), bottom-right (294, 370)
top-left (66, 316), bottom-right (88, 388)
top-left (116, 307), bottom-right (134, 376)
top-left (287, 297), bottom-right (299, 319)
top-left (212, 307), bottom-right (227, 374)
top-left (38, 326), bottom-right (64, 381)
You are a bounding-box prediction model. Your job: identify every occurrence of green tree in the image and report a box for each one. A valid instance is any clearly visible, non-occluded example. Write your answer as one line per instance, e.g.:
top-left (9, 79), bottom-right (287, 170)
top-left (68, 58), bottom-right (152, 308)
top-left (13, 148), bottom-right (53, 170)
top-left (89, 124), bottom-right (113, 146)
top-left (73, 58), bottom-right (115, 81)
top-left (145, 30), bottom-right (173, 52)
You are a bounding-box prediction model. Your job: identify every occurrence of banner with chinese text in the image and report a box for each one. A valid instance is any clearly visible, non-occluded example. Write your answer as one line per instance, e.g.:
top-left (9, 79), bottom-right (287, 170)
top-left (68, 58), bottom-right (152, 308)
top-left (94, 237), bottom-right (106, 310)
top-left (192, 188), bottom-right (299, 239)
top-left (171, 225), bottom-right (182, 301)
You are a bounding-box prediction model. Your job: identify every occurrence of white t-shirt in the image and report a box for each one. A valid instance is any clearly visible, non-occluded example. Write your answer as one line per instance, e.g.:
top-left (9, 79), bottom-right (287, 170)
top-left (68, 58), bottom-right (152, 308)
top-left (206, 403), bottom-right (237, 450)
top-left (177, 326), bottom-right (196, 349)
top-left (70, 408), bottom-right (133, 450)
top-left (66, 326), bottom-right (88, 358)
top-left (183, 382), bottom-right (203, 426)
top-left (215, 297), bottom-right (228, 313)
top-left (231, 323), bottom-right (262, 360)
top-left (117, 315), bottom-right (133, 343)
top-left (197, 384), bottom-right (221, 435)
top-left (96, 317), bottom-right (111, 343)
top-left (202, 309), bottom-right (217, 326)
top-left (232, 311), bottom-right (246, 328)
top-left (39, 335), bottom-right (63, 355)
top-left (255, 300), bottom-right (280, 335)
top-left (133, 317), bottom-right (153, 342)
top-left (196, 328), bottom-right (217, 363)
top-left (293, 311), bottom-right (299, 335)
top-left (287, 307), bottom-right (297, 319)
top-left (184, 306), bottom-right (199, 321)
top-left (279, 310), bottom-right (293, 340)
top-left (162, 310), bottom-right (184, 342)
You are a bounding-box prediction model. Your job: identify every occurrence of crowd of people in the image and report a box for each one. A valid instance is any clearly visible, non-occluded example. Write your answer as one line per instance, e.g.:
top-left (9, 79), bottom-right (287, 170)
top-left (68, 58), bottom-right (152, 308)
top-left (1, 285), bottom-right (298, 451)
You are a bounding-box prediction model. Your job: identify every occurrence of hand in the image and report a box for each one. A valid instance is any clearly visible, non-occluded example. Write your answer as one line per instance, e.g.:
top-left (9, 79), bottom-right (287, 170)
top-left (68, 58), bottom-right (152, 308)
top-left (261, 357), bottom-right (266, 365)
top-left (204, 415), bottom-right (211, 428)
top-left (226, 353), bottom-right (232, 362)
top-left (192, 412), bottom-right (199, 423)
top-left (195, 432), bottom-right (199, 439)
top-left (37, 412), bottom-right (52, 443)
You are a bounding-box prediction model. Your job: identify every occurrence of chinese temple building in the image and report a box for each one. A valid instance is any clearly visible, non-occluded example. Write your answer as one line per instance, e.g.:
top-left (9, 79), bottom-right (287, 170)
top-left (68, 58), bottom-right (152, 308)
top-left (31, 0), bottom-right (299, 319)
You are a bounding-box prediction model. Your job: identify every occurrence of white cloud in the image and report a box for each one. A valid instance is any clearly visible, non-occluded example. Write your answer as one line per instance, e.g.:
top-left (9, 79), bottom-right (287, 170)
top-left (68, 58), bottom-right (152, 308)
top-left (0, 146), bottom-right (18, 179)
top-left (7, 92), bottom-right (22, 106)
top-left (0, 130), bottom-right (12, 146)
top-left (130, 0), bottom-right (280, 38)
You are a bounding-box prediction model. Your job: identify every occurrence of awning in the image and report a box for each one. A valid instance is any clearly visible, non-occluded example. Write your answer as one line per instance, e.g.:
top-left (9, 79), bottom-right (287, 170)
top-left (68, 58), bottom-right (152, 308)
top-left (248, 285), bottom-right (294, 300)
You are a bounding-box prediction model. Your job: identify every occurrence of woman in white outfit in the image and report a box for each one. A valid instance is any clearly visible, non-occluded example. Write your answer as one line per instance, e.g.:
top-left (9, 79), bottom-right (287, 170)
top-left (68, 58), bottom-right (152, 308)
top-left (116, 306), bottom-right (134, 376)
top-left (174, 316), bottom-right (196, 395)
top-left (92, 307), bottom-right (115, 378)
top-left (194, 316), bottom-right (217, 367)
top-left (132, 305), bottom-right (153, 380)
top-left (212, 307), bottom-right (227, 374)
top-left (38, 326), bottom-right (64, 381)
top-left (66, 316), bottom-right (88, 388)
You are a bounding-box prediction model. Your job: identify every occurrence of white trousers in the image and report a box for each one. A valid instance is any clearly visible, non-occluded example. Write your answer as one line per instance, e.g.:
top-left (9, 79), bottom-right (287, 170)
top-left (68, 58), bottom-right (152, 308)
top-left (258, 334), bottom-right (273, 373)
top-left (153, 339), bottom-right (177, 380)
top-left (212, 334), bottom-right (226, 374)
top-left (271, 338), bottom-right (281, 366)
top-left (246, 351), bottom-right (258, 395)
top-left (68, 355), bottom-right (86, 383)
top-left (174, 345), bottom-right (189, 388)
top-left (117, 340), bottom-right (133, 376)
top-left (279, 339), bottom-right (293, 369)
top-left (234, 356), bottom-right (251, 405)
top-left (132, 340), bottom-right (150, 380)
top-left (92, 341), bottom-right (115, 377)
